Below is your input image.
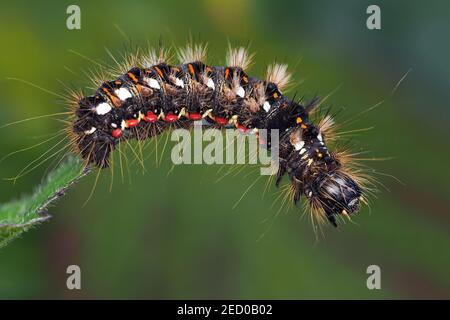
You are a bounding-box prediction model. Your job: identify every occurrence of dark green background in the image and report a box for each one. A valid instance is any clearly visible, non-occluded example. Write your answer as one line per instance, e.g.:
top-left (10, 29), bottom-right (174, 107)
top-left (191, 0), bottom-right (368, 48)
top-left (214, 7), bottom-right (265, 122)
top-left (0, 0), bottom-right (449, 299)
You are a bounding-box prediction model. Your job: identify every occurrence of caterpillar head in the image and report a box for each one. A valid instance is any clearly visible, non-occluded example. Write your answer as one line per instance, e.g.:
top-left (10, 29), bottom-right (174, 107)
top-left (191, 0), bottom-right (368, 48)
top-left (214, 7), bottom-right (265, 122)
top-left (309, 171), bottom-right (362, 227)
top-left (71, 95), bottom-right (118, 168)
top-left (286, 121), bottom-right (364, 227)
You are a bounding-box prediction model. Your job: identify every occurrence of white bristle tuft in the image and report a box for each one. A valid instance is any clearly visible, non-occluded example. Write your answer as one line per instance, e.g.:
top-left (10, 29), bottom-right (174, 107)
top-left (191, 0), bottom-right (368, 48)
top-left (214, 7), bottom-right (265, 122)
top-left (226, 46), bottom-right (254, 70)
top-left (266, 63), bottom-right (292, 91)
top-left (318, 115), bottom-right (335, 137)
top-left (142, 47), bottom-right (171, 67)
top-left (177, 43), bottom-right (208, 63)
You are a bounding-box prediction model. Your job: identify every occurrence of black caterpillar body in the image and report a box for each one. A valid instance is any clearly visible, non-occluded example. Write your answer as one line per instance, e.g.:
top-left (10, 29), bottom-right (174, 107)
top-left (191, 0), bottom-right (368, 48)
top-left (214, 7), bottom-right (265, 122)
top-left (71, 46), bottom-right (363, 226)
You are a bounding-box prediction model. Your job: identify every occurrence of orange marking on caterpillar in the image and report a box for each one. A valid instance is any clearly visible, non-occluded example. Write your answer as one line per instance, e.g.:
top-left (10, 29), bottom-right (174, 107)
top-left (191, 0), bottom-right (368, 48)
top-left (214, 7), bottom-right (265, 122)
top-left (127, 72), bottom-right (139, 83)
top-left (154, 66), bottom-right (164, 78)
top-left (102, 88), bottom-right (121, 107)
top-left (188, 64), bottom-right (195, 76)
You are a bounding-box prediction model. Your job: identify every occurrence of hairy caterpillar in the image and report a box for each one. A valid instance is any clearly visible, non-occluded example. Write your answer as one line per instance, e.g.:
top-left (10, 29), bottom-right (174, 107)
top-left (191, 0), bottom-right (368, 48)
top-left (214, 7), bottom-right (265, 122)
top-left (65, 43), bottom-right (369, 227)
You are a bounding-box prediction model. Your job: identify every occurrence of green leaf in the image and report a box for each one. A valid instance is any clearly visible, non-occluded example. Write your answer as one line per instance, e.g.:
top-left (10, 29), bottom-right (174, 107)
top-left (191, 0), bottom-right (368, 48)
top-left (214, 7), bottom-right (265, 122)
top-left (0, 156), bottom-right (90, 249)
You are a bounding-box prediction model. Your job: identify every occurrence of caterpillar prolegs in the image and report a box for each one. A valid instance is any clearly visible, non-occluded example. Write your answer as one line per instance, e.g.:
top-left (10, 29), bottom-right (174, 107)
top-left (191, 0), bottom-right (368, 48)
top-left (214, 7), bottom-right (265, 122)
top-left (70, 45), bottom-right (367, 227)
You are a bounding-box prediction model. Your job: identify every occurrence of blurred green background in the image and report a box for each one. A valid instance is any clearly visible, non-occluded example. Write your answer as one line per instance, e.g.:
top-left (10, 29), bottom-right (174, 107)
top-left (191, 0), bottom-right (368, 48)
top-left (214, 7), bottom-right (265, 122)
top-left (0, 0), bottom-right (449, 299)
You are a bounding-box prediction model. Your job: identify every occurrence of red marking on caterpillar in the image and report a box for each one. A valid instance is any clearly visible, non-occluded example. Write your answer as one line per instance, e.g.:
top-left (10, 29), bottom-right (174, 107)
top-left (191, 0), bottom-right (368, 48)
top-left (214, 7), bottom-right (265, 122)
top-left (188, 113), bottom-right (202, 121)
top-left (237, 124), bottom-right (248, 133)
top-left (143, 111), bottom-right (158, 122)
top-left (111, 128), bottom-right (122, 138)
top-left (215, 117), bottom-right (228, 125)
top-left (165, 113), bottom-right (179, 122)
top-left (125, 119), bottom-right (139, 128)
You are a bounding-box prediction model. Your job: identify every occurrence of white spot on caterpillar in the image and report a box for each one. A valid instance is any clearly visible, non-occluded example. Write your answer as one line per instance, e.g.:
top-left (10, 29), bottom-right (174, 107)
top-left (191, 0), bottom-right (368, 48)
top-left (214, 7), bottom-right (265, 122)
top-left (111, 123), bottom-right (117, 128)
top-left (84, 127), bottom-right (96, 135)
top-left (95, 102), bottom-right (112, 115)
top-left (263, 101), bottom-right (271, 112)
top-left (236, 86), bottom-right (245, 98)
top-left (115, 88), bottom-right (132, 101)
top-left (146, 78), bottom-right (161, 90)
top-left (317, 133), bottom-right (323, 142)
top-left (206, 78), bottom-right (215, 90)
top-left (299, 148), bottom-right (306, 155)
top-left (294, 140), bottom-right (305, 151)
top-left (175, 77), bottom-right (184, 88)
top-left (121, 120), bottom-right (126, 130)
